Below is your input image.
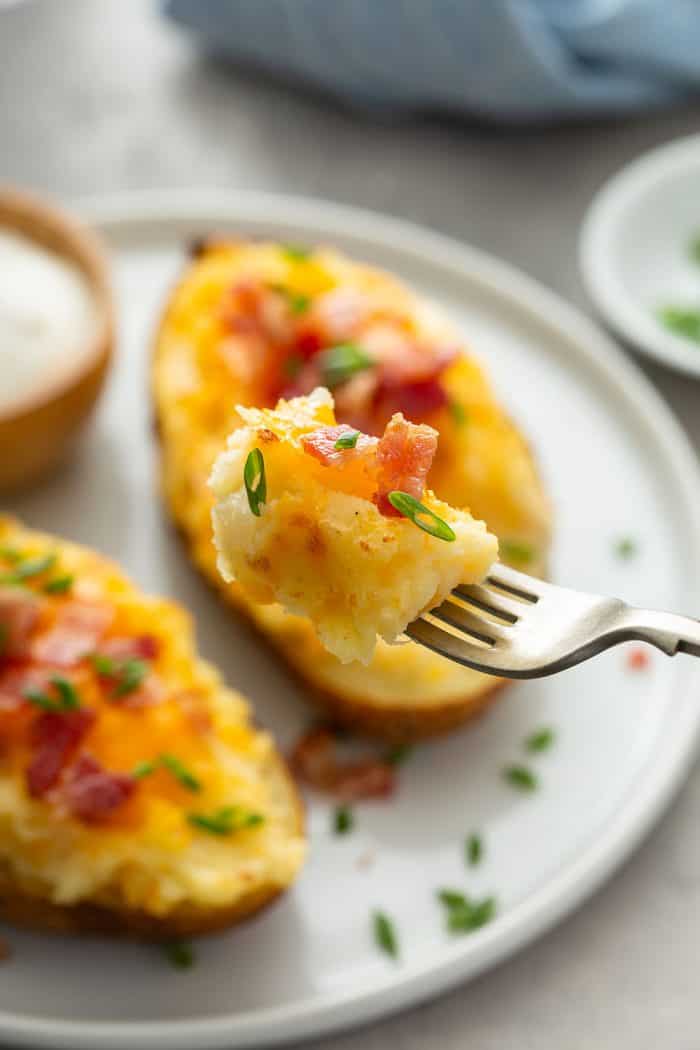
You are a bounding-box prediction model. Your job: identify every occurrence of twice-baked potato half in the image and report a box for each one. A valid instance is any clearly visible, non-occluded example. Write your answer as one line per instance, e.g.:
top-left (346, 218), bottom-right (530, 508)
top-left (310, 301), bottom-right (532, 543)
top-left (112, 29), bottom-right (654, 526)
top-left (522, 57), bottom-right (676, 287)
top-left (210, 388), bottom-right (498, 665)
top-left (153, 240), bottom-right (551, 739)
top-left (0, 517), bottom-right (304, 938)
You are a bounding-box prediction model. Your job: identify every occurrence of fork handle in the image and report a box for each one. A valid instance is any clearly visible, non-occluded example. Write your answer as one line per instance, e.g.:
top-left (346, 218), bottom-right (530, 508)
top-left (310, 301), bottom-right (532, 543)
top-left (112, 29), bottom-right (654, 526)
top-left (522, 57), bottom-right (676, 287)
top-left (621, 608), bottom-right (700, 658)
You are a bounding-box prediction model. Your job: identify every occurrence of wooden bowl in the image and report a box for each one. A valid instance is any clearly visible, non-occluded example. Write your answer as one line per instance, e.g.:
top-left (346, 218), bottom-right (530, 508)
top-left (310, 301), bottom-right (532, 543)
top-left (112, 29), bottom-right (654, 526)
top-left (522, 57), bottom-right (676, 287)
top-left (0, 187), bottom-right (114, 490)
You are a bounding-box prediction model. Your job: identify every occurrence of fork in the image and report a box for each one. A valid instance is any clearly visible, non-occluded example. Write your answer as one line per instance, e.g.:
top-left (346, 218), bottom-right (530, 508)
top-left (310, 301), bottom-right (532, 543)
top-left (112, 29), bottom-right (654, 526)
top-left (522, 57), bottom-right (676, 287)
top-left (406, 563), bottom-right (700, 679)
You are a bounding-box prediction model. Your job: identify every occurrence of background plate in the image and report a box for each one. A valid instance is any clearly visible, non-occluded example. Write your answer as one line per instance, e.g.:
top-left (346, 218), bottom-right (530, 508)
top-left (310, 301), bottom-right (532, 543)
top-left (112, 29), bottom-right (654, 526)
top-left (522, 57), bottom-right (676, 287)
top-left (2, 191), bottom-right (700, 1050)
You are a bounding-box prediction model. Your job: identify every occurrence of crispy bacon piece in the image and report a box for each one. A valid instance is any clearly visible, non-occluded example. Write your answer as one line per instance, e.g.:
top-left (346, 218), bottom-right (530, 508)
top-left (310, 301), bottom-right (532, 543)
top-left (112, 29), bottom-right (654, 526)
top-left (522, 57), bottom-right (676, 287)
top-left (311, 287), bottom-right (368, 344)
top-left (0, 588), bottom-right (42, 663)
top-left (290, 726), bottom-right (395, 801)
top-left (26, 707), bottom-right (95, 798)
top-left (626, 647), bottom-right (651, 671)
top-left (301, 424), bottom-right (378, 468)
top-left (31, 600), bottom-right (113, 668)
top-left (98, 634), bottom-right (160, 662)
top-left (374, 414), bottom-right (438, 517)
top-left (62, 753), bottom-right (135, 823)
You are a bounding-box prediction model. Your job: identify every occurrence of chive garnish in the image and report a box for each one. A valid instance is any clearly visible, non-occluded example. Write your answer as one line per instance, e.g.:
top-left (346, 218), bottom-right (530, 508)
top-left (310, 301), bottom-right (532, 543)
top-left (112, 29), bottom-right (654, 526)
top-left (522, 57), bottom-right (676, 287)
top-left (318, 343), bottom-right (374, 389)
top-left (373, 911), bottom-right (399, 959)
top-left (162, 940), bottom-right (195, 970)
top-left (160, 754), bottom-right (201, 793)
top-left (466, 833), bottom-right (483, 867)
top-left (333, 804), bottom-right (354, 835)
top-left (500, 540), bottom-right (534, 566)
top-left (658, 306), bottom-right (700, 344)
top-left (44, 574), bottom-right (74, 594)
top-left (334, 431), bottom-right (360, 450)
top-left (1, 552), bottom-right (57, 585)
top-left (614, 536), bottom-right (637, 559)
top-left (281, 244), bottom-right (311, 261)
top-left (188, 806), bottom-right (264, 836)
top-left (437, 889), bottom-right (496, 933)
top-left (25, 676), bottom-right (80, 712)
top-left (112, 659), bottom-right (148, 698)
top-left (244, 448), bottom-right (267, 517)
top-left (503, 764), bottom-right (538, 792)
top-left (525, 727), bottom-right (555, 753)
top-left (91, 653), bottom-right (115, 676)
top-left (385, 743), bottom-right (412, 766)
top-left (387, 492), bottom-right (456, 542)
top-left (132, 760), bottom-right (157, 780)
top-left (449, 400), bottom-right (467, 425)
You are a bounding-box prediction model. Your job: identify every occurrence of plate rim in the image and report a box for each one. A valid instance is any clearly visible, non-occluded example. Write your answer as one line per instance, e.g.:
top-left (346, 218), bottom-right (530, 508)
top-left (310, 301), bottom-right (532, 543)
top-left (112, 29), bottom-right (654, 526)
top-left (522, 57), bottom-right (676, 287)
top-left (579, 132), bottom-right (700, 378)
top-left (4, 188), bottom-right (700, 1050)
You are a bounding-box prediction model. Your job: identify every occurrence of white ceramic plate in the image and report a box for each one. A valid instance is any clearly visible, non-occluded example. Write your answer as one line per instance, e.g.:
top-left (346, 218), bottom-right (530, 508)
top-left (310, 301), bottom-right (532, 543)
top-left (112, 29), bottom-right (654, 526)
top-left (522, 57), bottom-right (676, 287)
top-left (3, 191), bottom-right (700, 1050)
top-left (580, 133), bottom-right (700, 377)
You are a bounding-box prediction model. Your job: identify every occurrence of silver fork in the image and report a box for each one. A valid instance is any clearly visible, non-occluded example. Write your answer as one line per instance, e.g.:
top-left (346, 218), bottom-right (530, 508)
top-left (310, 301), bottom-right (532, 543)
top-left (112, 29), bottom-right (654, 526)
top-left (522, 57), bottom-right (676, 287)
top-left (406, 563), bottom-right (700, 679)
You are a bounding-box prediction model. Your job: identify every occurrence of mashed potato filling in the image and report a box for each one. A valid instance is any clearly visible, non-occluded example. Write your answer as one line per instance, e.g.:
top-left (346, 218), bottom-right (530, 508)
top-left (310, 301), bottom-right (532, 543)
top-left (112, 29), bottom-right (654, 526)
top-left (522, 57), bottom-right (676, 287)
top-left (210, 389), bottom-right (498, 665)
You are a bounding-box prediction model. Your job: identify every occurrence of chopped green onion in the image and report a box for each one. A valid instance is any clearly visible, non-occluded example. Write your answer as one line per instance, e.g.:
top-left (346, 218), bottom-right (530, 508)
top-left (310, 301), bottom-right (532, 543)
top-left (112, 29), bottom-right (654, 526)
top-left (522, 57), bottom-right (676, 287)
top-left (24, 676), bottom-right (81, 713)
top-left (500, 540), bottom-right (534, 566)
top-left (525, 727), bottom-right (555, 753)
top-left (244, 448), bottom-right (267, 517)
top-left (188, 806), bottom-right (264, 836)
top-left (162, 940), bottom-right (195, 970)
top-left (372, 911), bottom-right (399, 959)
top-left (160, 754), bottom-right (201, 793)
top-left (614, 536), bottom-right (637, 559)
top-left (334, 431), bottom-right (360, 450)
top-left (387, 492), bottom-right (456, 542)
top-left (503, 764), bottom-right (538, 792)
top-left (449, 400), bottom-right (467, 425)
top-left (318, 343), bottom-right (374, 389)
top-left (44, 574), bottom-right (74, 594)
top-left (437, 888), bottom-right (497, 933)
top-left (91, 653), bottom-right (116, 676)
top-left (112, 659), bottom-right (147, 698)
top-left (333, 805), bottom-right (354, 835)
top-left (466, 833), bottom-right (483, 867)
top-left (1, 552), bottom-right (57, 585)
top-left (132, 760), bottom-right (157, 780)
top-left (658, 306), bottom-right (700, 344)
top-left (281, 244), bottom-right (311, 261)
top-left (385, 743), bottom-right (412, 766)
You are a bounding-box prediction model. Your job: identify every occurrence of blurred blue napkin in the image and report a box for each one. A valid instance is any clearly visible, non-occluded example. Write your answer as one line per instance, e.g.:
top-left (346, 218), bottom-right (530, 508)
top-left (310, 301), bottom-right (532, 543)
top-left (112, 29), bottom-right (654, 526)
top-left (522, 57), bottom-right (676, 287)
top-left (166, 0), bottom-right (700, 121)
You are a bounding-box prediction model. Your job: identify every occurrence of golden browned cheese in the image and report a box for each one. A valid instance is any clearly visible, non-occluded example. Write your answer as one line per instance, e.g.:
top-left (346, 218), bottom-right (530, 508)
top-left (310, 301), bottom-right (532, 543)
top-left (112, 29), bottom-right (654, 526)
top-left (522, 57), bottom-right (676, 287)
top-left (0, 517), bottom-right (304, 938)
top-left (153, 242), bottom-right (552, 739)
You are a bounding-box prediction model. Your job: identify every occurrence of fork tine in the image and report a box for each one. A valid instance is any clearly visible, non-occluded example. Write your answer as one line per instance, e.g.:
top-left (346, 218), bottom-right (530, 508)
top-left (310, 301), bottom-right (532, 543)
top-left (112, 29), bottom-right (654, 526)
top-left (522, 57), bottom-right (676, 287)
top-left (429, 598), bottom-right (511, 645)
top-left (487, 562), bottom-right (541, 602)
top-left (452, 583), bottom-right (522, 623)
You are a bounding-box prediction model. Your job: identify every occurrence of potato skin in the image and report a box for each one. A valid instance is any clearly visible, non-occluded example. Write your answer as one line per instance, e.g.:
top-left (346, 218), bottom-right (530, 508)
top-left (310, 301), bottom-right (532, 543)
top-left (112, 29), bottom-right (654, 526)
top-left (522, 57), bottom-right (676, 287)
top-left (0, 755), bottom-right (303, 940)
top-left (152, 242), bottom-right (552, 740)
top-left (0, 517), bottom-right (305, 939)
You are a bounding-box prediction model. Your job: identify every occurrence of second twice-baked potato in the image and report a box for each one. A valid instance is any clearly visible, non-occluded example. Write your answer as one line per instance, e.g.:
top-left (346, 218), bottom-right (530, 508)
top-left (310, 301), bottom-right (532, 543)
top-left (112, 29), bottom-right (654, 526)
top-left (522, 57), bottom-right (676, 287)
top-left (0, 517), bottom-right (304, 938)
top-left (153, 239), bottom-right (551, 739)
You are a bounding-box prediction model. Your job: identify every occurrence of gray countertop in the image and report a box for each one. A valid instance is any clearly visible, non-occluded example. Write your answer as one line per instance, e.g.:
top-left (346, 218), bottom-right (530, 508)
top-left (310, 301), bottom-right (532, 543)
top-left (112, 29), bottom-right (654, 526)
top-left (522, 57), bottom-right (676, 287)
top-left (2, 3), bottom-right (700, 1047)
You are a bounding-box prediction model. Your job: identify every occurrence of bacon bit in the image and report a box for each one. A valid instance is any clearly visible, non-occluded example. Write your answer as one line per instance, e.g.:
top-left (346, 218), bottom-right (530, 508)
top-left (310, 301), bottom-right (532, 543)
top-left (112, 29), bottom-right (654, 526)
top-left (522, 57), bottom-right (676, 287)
top-left (374, 414), bottom-right (438, 517)
top-left (311, 287), bottom-right (368, 344)
top-left (31, 600), bottom-right (113, 668)
top-left (301, 424), bottom-right (378, 468)
top-left (62, 753), bottom-right (135, 823)
top-left (98, 634), bottom-right (160, 662)
top-left (375, 376), bottom-right (449, 422)
top-left (626, 647), bottom-right (651, 671)
top-left (290, 726), bottom-right (396, 801)
top-left (0, 589), bottom-right (42, 662)
top-left (26, 708), bottom-right (95, 798)
top-left (293, 328), bottom-right (323, 360)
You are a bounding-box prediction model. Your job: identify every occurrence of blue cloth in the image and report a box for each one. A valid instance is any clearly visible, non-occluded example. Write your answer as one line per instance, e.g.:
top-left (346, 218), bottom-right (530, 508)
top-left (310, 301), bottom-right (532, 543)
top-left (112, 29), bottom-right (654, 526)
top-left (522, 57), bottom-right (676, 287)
top-left (165, 0), bottom-right (700, 122)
